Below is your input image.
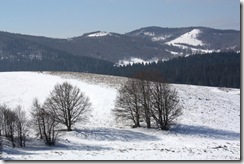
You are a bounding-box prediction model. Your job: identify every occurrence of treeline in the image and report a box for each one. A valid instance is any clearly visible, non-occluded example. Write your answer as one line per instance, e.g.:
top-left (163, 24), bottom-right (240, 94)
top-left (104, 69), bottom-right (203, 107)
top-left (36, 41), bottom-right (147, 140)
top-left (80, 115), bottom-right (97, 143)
top-left (0, 47), bottom-right (114, 74)
top-left (0, 51), bottom-right (240, 88)
top-left (114, 52), bottom-right (240, 88)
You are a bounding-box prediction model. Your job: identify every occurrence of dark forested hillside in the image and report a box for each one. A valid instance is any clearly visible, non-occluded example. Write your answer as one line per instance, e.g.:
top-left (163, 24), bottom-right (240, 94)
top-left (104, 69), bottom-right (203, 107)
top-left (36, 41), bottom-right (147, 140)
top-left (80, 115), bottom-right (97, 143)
top-left (0, 49), bottom-right (240, 88)
top-left (0, 48), bottom-right (114, 74)
top-left (114, 52), bottom-right (240, 88)
top-left (0, 31), bottom-right (172, 63)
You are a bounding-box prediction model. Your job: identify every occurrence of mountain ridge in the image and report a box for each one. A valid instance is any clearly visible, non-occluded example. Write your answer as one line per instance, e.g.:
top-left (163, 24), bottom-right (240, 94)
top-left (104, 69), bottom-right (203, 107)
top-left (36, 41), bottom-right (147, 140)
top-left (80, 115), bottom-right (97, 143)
top-left (0, 26), bottom-right (240, 64)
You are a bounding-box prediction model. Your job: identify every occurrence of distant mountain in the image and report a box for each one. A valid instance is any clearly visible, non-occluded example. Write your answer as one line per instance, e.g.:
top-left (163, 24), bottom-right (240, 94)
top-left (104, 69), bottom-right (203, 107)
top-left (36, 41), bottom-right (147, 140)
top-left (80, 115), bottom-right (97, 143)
top-left (0, 31), bottom-right (114, 73)
top-left (126, 26), bottom-right (240, 60)
top-left (0, 27), bottom-right (240, 65)
top-left (68, 31), bottom-right (172, 62)
top-left (0, 31), bottom-right (171, 64)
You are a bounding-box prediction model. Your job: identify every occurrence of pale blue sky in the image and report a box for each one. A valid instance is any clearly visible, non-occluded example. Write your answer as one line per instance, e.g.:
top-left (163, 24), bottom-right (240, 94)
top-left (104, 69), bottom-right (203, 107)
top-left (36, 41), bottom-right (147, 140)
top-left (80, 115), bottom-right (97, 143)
top-left (0, 0), bottom-right (240, 38)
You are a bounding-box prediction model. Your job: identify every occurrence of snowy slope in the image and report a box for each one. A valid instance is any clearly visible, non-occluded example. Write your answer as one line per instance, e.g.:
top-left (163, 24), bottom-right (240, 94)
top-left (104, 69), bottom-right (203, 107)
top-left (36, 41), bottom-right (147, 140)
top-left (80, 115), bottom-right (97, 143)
top-left (87, 31), bottom-right (111, 37)
top-left (0, 72), bottom-right (240, 160)
top-left (166, 29), bottom-right (204, 47)
top-left (0, 72), bottom-right (117, 127)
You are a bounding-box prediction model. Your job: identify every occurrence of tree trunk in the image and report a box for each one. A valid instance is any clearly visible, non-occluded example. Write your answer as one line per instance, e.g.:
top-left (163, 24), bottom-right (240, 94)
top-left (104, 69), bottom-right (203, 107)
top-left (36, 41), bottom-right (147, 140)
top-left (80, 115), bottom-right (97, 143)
top-left (67, 108), bottom-right (72, 131)
top-left (38, 119), bottom-right (43, 139)
top-left (146, 116), bottom-right (151, 128)
top-left (67, 124), bottom-right (72, 131)
top-left (135, 111), bottom-right (141, 127)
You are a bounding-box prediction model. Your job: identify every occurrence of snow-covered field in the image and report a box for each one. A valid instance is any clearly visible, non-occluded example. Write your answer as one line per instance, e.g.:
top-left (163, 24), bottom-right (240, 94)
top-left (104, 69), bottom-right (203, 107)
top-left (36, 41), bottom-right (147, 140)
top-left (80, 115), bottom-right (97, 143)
top-left (0, 72), bottom-right (240, 160)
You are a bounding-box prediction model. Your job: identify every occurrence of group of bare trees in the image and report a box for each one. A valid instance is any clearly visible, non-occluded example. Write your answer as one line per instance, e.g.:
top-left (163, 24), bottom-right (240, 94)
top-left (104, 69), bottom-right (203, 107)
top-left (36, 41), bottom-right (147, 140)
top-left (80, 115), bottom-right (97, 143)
top-left (114, 72), bottom-right (182, 130)
top-left (30, 82), bottom-right (91, 146)
top-left (31, 98), bottom-right (60, 146)
top-left (0, 82), bottom-right (91, 147)
top-left (0, 105), bottom-right (28, 148)
top-left (1, 73), bottom-right (182, 150)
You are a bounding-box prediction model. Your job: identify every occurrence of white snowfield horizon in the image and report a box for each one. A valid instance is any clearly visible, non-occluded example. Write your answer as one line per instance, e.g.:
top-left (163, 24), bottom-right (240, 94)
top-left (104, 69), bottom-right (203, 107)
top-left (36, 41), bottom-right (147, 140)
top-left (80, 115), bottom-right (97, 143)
top-left (0, 72), bottom-right (240, 160)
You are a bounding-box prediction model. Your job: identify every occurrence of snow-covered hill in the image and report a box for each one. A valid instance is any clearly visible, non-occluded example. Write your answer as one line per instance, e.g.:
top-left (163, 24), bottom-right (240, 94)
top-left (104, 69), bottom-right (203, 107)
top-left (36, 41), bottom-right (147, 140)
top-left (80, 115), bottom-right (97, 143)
top-left (166, 29), bottom-right (204, 47)
top-left (0, 72), bottom-right (240, 160)
top-left (126, 26), bottom-right (240, 57)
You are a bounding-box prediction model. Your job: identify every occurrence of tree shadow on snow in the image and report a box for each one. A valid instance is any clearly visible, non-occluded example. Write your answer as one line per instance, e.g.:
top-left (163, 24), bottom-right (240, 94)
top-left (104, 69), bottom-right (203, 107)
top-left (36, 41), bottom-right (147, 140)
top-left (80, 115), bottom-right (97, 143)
top-left (170, 124), bottom-right (240, 140)
top-left (2, 147), bottom-right (35, 160)
top-left (2, 147), bottom-right (34, 156)
top-left (56, 142), bottom-right (113, 151)
top-left (20, 142), bottom-right (112, 152)
top-left (74, 127), bottom-right (160, 142)
top-left (2, 143), bottom-right (112, 160)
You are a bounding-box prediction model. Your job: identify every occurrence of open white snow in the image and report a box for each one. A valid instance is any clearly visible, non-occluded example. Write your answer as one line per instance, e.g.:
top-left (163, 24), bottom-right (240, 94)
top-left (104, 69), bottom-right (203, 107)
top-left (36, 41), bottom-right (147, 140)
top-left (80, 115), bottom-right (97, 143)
top-left (115, 57), bottom-right (159, 66)
top-left (144, 32), bottom-right (155, 36)
top-left (0, 72), bottom-right (240, 160)
top-left (165, 49), bottom-right (182, 56)
top-left (142, 31), bottom-right (171, 41)
top-left (152, 35), bottom-right (172, 41)
top-left (87, 31), bottom-right (111, 37)
top-left (166, 29), bottom-right (204, 47)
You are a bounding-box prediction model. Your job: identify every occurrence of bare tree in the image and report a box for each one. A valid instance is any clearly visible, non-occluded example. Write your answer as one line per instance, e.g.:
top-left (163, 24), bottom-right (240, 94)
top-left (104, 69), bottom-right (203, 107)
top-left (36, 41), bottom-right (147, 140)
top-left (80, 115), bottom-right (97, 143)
top-left (137, 71), bottom-right (182, 130)
top-left (0, 105), bottom-right (3, 136)
top-left (114, 79), bottom-right (142, 127)
top-left (140, 80), bottom-right (152, 128)
top-left (15, 106), bottom-right (28, 147)
top-left (135, 71), bottom-right (154, 129)
top-left (30, 98), bottom-right (43, 139)
top-left (44, 82), bottom-right (91, 131)
top-left (31, 98), bottom-right (60, 146)
top-left (0, 105), bottom-right (4, 154)
top-left (150, 81), bottom-right (182, 130)
top-left (38, 108), bottom-right (59, 146)
top-left (114, 72), bottom-right (154, 128)
top-left (2, 107), bottom-right (17, 147)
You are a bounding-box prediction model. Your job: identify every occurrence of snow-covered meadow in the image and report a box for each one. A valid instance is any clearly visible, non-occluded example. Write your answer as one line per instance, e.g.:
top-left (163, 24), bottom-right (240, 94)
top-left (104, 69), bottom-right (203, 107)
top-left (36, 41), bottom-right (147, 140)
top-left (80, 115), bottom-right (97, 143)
top-left (0, 72), bottom-right (240, 160)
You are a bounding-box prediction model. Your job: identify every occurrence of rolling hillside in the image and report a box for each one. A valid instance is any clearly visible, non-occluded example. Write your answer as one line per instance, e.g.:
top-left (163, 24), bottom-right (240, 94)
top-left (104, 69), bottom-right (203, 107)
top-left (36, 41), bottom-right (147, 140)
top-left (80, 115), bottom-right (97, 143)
top-left (0, 72), bottom-right (240, 160)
